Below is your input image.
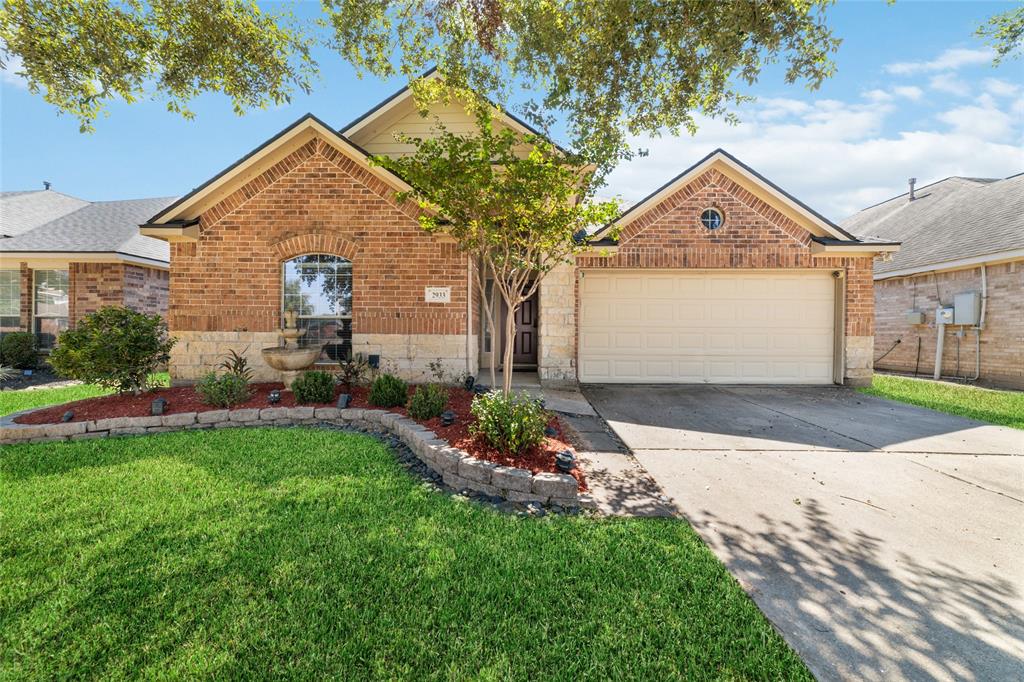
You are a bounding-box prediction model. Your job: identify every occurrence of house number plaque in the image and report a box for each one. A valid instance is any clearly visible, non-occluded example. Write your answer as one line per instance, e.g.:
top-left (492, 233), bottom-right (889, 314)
top-left (424, 286), bottom-right (451, 303)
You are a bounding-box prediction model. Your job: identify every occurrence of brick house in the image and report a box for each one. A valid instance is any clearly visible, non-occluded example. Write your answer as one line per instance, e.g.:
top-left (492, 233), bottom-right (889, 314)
top-left (141, 80), bottom-right (898, 387)
top-left (843, 175), bottom-right (1023, 388)
top-left (0, 191), bottom-right (172, 349)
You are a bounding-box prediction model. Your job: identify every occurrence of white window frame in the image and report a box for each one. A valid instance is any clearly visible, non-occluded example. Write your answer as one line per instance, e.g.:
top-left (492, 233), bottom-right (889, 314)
top-left (0, 269), bottom-right (20, 330)
top-left (32, 269), bottom-right (69, 348)
top-left (280, 255), bottom-right (352, 364)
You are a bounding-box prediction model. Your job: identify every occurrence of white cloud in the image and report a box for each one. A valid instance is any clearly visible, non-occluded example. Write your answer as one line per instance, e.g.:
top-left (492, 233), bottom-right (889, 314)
top-left (892, 85), bottom-right (924, 101)
top-left (885, 47), bottom-right (994, 75)
top-left (928, 73), bottom-right (970, 97)
top-left (603, 87), bottom-right (1022, 221)
top-left (1, 53), bottom-right (27, 89)
top-left (983, 77), bottom-right (1020, 98)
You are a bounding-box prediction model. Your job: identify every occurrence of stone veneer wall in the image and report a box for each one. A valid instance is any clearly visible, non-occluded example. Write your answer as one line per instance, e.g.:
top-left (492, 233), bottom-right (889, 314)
top-left (169, 331), bottom-right (477, 384)
top-left (872, 260), bottom-right (1024, 388)
top-left (538, 263), bottom-right (576, 386)
top-left (166, 136), bottom-right (471, 384)
top-left (1, 407), bottom-right (588, 508)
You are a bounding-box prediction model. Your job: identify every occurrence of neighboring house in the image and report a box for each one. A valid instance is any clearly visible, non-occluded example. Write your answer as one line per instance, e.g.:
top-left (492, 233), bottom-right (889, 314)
top-left (0, 190), bottom-right (174, 349)
top-left (140, 79), bottom-right (897, 387)
top-left (842, 175), bottom-right (1024, 389)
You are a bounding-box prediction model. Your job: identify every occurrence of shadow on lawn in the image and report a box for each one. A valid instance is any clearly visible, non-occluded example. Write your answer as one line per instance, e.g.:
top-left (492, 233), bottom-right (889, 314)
top-left (693, 499), bottom-right (1024, 681)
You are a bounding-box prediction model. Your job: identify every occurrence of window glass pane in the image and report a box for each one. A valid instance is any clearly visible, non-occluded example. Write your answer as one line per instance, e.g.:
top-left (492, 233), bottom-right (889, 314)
top-left (35, 316), bottom-right (68, 349)
top-left (35, 270), bottom-right (68, 317)
top-left (0, 270), bottom-right (19, 330)
top-left (282, 255), bottom-right (352, 363)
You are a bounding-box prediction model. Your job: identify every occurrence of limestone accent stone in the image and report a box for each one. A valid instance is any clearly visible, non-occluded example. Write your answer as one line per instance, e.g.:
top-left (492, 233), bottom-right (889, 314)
top-left (351, 333), bottom-right (474, 383)
top-left (260, 407), bottom-right (290, 421)
top-left (443, 470), bottom-right (499, 496)
top-left (168, 331), bottom-right (281, 383)
top-left (314, 407), bottom-right (341, 421)
top-left (845, 335), bottom-right (874, 387)
top-left (91, 416), bottom-right (160, 431)
top-left (1, 424), bottom-right (46, 442)
top-left (198, 410), bottom-right (230, 424)
top-left (532, 472), bottom-right (578, 498)
top-left (492, 466), bottom-right (533, 493)
top-left (538, 262), bottom-right (578, 385)
top-left (434, 447), bottom-right (466, 472)
top-left (161, 412), bottom-right (197, 427)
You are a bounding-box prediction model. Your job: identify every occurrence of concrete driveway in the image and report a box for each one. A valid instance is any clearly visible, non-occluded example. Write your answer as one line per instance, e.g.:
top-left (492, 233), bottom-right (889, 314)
top-left (583, 384), bottom-right (1024, 682)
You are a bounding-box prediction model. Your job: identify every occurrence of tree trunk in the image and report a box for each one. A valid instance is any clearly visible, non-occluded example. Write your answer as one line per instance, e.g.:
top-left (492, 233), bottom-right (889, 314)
top-left (501, 296), bottom-right (518, 394)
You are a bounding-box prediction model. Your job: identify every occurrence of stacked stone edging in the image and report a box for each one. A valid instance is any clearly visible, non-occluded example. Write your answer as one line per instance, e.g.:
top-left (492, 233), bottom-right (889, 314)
top-left (0, 407), bottom-right (590, 508)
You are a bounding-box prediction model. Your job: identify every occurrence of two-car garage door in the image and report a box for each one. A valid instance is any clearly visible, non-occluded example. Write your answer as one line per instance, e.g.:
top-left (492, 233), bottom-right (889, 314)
top-left (578, 270), bottom-right (837, 384)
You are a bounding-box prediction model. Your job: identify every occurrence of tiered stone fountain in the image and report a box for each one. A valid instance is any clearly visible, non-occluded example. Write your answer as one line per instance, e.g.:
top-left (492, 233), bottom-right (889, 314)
top-left (261, 310), bottom-right (323, 389)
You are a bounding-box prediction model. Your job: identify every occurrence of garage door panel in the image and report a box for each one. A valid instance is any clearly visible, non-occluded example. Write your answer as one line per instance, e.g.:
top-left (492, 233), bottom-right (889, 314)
top-left (579, 270), bottom-right (835, 384)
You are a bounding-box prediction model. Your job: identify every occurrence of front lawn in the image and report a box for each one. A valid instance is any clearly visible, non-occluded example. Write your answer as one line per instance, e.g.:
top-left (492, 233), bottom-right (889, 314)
top-left (859, 374), bottom-right (1024, 430)
top-left (0, 372), bottom-right (169, 417)
top-left (1, 428), bottom-right (810, 680)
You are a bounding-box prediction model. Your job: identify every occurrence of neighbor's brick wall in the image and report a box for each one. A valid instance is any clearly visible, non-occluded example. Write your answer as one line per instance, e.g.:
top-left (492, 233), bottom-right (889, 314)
top-left (874, 260), bottom-right (1024, 388)
top-left (123, 265), bottom-right (169, 318)
top-left (19, 263), bottom-right (32, 330)
top-left (168, 136), bottom-right (470, 381)
top-left (566, 167), bottom-right (877, 385)
top-left (69, 262), bottom-right (124, 327)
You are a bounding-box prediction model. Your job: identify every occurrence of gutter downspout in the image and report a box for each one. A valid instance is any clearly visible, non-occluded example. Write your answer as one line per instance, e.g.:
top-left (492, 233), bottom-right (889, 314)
top-left (933, 315), bottom-right (945, 381)
top-left (971, 264), bottom-right (987, 381)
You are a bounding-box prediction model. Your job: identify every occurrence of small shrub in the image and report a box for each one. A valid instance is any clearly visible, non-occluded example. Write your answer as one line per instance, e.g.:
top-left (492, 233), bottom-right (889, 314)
top-left (292, 370), bottom-right (335, 404)
top-left (369, 373), bottom-right (408, 408)
top-left (0, 332), bottom-right (38, 369)
top-left (0, 364), bottom-right (17, 381)
top-left (338, 354), bottom-right (370, 388)
top-left (470, 391), bottom-right (548, 455)
top-left (47, 307), bottom-right (174, 394)
top-left (218, 349), bottom-right (253, 382)
top-left (408, 383), bottom-right (448, 420)
top-left (196, 372), bottom-right (251, 408)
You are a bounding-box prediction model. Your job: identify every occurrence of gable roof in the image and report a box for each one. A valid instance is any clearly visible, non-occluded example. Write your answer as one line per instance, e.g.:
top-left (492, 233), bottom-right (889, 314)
top-left (0, 196), bottom-right (174, 266)
top-left (593, 149), bottom-right (860, 243)
top-left (145, 113), bottom-right (412, 228)
top-left (340, 67), bottom-right (572, 155)
top-left (0, 190), bottom-right (90, 237)
top-left (841, 173), bottom-right (1024, 277)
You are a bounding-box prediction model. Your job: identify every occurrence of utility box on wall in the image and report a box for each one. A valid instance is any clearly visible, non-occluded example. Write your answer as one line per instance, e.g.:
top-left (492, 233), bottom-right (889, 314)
top-left (905, 310), bottom-right (925, 324)
top-left (954, 292), bottom-right (981, 325)
top-left (937, 307), bottom-right (954, 324)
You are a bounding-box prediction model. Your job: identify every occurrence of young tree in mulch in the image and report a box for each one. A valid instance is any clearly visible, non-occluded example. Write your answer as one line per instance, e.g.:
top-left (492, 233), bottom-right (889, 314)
top-left (375, 109), bottom-right (618, 394)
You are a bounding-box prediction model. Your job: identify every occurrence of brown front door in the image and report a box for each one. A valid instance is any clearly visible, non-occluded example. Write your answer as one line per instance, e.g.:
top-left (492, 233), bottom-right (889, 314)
top-left (512, 292), bottom-right (538, 366)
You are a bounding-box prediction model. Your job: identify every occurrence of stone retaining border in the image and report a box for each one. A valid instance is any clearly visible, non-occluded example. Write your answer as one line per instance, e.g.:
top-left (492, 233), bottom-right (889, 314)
top-left (1, 407), bottom-right (592, 508)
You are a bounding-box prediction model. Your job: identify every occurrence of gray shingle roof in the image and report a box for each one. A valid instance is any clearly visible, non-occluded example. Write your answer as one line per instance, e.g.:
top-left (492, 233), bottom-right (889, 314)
top-left (841, 174), bottom-right (1024, 275)
top-left (0, 190), bottom-right (90, 237)
top-left (0, 196), bottom-right (175, 264)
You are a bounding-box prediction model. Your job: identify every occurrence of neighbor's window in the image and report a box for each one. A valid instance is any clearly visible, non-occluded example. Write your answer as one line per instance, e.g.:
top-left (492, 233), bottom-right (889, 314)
top-left (0, 269), bottom-right (19, 331)
top-left (700, 208), bottom-right (724, 230)
top-left (282, 254), bottom-right (352, 363)
top-left (34, 269), bottom-right (69, 349)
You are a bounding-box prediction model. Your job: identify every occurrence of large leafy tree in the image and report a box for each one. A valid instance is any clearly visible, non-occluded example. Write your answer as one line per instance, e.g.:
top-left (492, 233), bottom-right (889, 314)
top-left (977, 6), bottom-right (1024, 64)
top-left (0, 0), bottom-right (316, 132)
top-left (375, 112), bottom-right (618, 392)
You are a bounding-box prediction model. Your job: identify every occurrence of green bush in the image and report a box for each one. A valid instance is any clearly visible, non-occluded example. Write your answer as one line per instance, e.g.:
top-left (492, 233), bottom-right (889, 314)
top-left (292, 370), bottom-right (336, 404)
top-left (0, 332), bottom-right (38, 369)
top-left (407, 383), bottom-right (448, 420)
top-left (369, 373), bottom-right (408, 408)
top-left (470, 391), bottom-right (548, 455)
top-left (48, 307), bottom-right (174, 394)
top-left (196, 372), bottom-right (251, 408)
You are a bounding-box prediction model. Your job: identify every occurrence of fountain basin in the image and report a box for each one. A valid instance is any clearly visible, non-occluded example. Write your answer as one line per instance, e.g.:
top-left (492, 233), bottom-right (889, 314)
top-left (261, 345), bottom-right (324, 389)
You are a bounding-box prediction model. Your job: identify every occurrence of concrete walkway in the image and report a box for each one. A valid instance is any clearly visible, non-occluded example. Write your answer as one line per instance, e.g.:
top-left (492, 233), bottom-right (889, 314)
top-left (584, 384), bottom-right (1024, 682)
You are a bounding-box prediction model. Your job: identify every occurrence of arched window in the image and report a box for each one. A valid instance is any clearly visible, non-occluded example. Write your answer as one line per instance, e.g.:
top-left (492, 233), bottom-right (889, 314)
top-left (282, 254), bottom-right (352, 363)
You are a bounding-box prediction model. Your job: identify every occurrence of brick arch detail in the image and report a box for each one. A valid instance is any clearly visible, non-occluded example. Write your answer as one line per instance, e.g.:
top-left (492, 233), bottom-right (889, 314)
top-left (270, 233), bottom-right (360, 262)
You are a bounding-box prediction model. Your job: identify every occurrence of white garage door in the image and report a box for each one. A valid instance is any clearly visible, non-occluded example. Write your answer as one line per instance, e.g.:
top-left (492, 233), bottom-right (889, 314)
top-left (578, 270), bottom-right (836, 384)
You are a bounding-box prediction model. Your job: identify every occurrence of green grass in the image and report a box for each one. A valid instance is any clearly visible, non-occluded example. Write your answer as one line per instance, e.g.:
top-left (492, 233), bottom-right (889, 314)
top-left (1, 428), bottom-right (810, 680)
top-left (0, 372), bottom-right (169, 417)
top-left (859, 374), bottom-right (1024, 430)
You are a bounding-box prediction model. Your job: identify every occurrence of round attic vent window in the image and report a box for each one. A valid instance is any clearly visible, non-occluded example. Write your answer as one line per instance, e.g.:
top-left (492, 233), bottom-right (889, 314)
top-left (700, 208), bottom-right (724, 230)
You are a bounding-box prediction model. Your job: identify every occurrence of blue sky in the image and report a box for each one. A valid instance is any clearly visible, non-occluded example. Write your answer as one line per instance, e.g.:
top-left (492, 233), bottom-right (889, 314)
top-left (1, 1), bottom-right (1022, 221)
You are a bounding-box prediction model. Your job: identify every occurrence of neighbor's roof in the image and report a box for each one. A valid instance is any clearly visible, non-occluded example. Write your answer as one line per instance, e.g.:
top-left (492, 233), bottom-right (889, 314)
top-left (0, 190), bottom-right (90, 237)
top-left (841, 174), bottom-right (1024, 277)
top-left (0, 196), bottom-right (175, 265)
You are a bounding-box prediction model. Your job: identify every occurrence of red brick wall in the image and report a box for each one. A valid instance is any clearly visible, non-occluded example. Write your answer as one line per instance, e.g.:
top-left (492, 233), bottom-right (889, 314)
top-left (124, 265), bottom-right (169, 318)
top-left (168, 137), bottom-right (468, 336)
top-left (874, 260), bottom-right (1024, 388)
top-left (576, 167), bottom-right (876, 337)
top-left (68, 263), bottom-right (124, 327)
top-left (19, 263), bottom-right (32, 330)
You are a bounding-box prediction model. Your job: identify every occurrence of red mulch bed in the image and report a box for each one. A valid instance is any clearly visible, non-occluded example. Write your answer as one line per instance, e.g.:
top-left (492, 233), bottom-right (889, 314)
top-left (16, 383), bottom-right (586, 490)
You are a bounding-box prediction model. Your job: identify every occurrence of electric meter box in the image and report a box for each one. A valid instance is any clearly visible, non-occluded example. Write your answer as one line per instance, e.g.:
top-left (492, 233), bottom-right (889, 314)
top-left (937, 307), bottom-right (954, 324)
top-left (905, 310), bottom-right (925, 324)
top-left (953, 292), bottom-right (981, 325)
